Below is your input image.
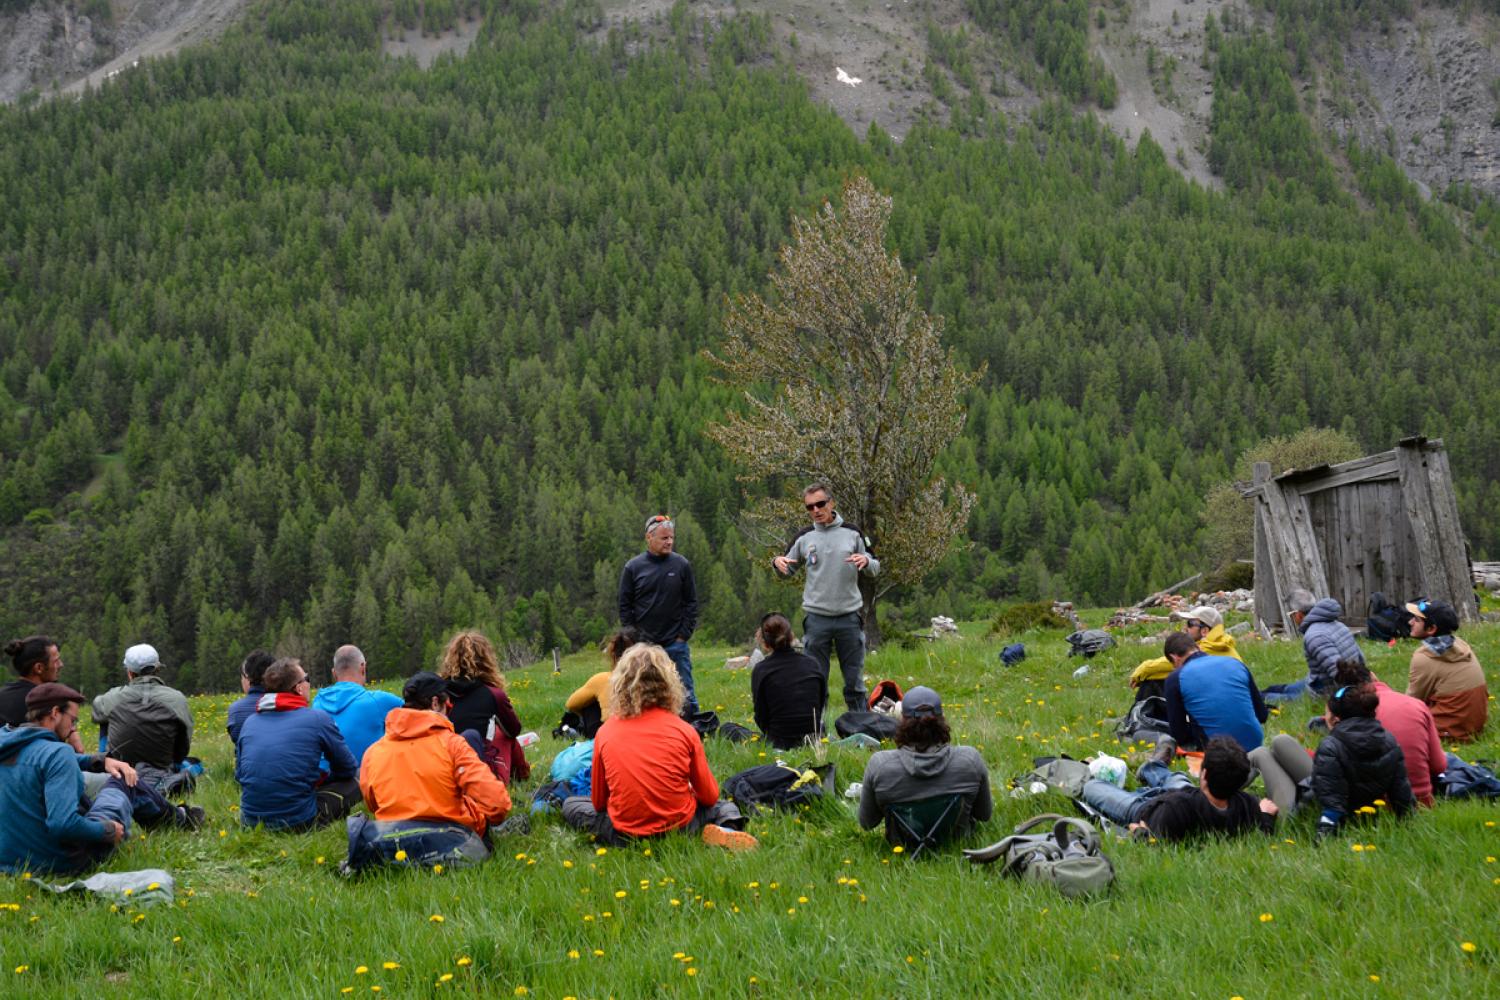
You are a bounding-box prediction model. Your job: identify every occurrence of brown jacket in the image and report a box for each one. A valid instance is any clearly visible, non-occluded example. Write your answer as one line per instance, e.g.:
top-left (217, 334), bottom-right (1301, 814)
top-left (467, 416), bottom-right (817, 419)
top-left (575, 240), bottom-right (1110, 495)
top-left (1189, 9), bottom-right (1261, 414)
top-left (1407, 637), bottom-right (1488, 743)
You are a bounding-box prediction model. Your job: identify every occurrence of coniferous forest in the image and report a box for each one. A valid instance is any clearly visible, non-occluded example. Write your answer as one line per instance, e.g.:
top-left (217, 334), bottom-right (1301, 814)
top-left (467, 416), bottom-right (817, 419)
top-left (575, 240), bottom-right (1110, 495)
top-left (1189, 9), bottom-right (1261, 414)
top-left (3, 0), bottom-right (1500, 692)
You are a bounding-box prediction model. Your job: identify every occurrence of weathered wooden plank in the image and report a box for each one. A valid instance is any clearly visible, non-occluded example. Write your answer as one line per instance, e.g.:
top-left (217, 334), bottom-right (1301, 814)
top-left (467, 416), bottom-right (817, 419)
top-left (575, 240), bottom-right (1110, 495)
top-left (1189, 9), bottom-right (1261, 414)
top-left (1253, 463), bottom-right (1283, 629)
top-left (1261, 473), bottom-right (1329, 608)
top-left (1396, 442), bottom-right (1449, 603)
top-left (1423, 445), bottom-right (1479, 621)
top-left (1240, 450), bottom-right (1397, 498)
top-left (1291, 457), bottom-right (1399, 496)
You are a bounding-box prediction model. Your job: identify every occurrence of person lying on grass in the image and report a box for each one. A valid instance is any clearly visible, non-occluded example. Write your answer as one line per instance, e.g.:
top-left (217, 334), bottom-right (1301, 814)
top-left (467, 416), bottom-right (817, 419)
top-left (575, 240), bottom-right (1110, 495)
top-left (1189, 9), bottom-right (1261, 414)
top-left (343, 671), bottom-right (512, 873)
top-left (560, 642), bottom-right (757, 851)
top-left (1250, 680), bottom-right (1416, 839)
top-left (857, 686), bottom-right (993, 847)
top-left (1081, 734), bottom-right (1277, 843)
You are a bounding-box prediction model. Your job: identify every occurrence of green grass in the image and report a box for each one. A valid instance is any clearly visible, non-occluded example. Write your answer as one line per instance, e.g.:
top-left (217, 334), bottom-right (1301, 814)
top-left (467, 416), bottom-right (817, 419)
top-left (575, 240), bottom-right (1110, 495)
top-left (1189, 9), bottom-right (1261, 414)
top-left (3, 618), bottom-right (1497, 998)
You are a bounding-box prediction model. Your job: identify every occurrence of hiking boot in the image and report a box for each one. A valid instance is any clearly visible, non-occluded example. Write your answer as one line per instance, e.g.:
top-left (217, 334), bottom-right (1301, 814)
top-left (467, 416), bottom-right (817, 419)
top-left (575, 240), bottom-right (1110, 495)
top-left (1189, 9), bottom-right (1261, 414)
top-left (701, 824), bottom-right (759, 852)
top-left (1137, 735), bottom-right (1177, 779)
top-left (176, 805), bottom-right (206, 831)
top-left (1307, 716), bottom-right (1330, 734)
top-left (495, 813), bottom-right (531, 837)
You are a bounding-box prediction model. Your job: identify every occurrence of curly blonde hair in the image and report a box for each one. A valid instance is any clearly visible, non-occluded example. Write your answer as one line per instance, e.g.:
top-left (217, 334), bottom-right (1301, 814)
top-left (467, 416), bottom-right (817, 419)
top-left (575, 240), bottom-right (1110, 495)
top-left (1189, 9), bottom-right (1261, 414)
top-left (438, 630), bottom-right (505, 690)
top-left (607, 643), bottom-right (684, 719)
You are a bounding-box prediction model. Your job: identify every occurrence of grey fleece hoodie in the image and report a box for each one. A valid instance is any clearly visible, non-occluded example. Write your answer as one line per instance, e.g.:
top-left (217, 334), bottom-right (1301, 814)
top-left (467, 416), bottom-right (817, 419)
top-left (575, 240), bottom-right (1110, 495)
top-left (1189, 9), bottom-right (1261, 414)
top-left (780, 514), bottom-right (880, 617)
top-left (857, 743), bottom-right (993, 830)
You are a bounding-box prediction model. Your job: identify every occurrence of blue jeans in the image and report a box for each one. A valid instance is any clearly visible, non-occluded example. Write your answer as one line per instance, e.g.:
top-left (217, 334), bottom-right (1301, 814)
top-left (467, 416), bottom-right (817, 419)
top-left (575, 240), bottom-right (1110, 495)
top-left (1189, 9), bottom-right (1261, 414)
top-left (1262, 678), bottom-right (1311, 704)
top-left (803, 611), bottom-right (867, 712)
top-left (1081, 762), bottom-right (1195, 825)
top-left (343, 815), bottom-right (492, 873)
top-left (664, 640), bottom-right (699, 715)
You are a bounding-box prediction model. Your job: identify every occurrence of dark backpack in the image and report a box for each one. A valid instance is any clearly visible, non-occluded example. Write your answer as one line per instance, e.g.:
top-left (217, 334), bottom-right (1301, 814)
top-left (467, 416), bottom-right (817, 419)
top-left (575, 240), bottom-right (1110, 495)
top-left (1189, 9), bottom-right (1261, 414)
top-left (717, 721), bottom-right (758, 743)
top-left (684, 710), bottom-right (720, 740)
top-left (965, 814), bottom-right (1116, 898)
top-left (553, 703), bottom-right (603, 740)
top-left (1114, 695), bottom-right (1171, 743)
top-left (722, 762), bottom-right (836, 814)
top-left (1365, 592), bottom-right (1412, 643)
top-left (1066, 629), bottom-right (1115, 658)
top-left (1438, 755), bottom-right (1500, 799)
top-left (834, 711), bottom-right (899, 741)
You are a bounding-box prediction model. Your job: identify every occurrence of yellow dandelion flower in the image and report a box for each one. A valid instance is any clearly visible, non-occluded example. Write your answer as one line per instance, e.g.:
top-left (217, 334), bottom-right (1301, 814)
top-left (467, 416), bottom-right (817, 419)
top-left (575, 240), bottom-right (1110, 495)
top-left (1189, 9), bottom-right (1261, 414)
top-left (394, 850), bottom-right (407, 862)
top-left (513, 988), bottom-right (528, 997)
top-left (593, 949), bottom-right (604, 957)
top-left (341, 990), bottom-right (353, 996)
top-left (614, 890), bottom-right (627, 899)
top-left (14, 965), bottom-right (29, 974)
top-left (892, 846), bottom-right (904, 854)
top-left (456, 957), bottom-right (472, 967)
top-left (1373, 799), bottom-right (1386, 807)
top-left (382, 962), bottom-right (400, 970)
top-left (172, 936), bottom-right (181, 944)
top-left (595, 847), bottom-right (608, 856)
top-left (1352, 844), bottom-right (1365, 852)
top-left (685, 968), bottom-right (697, 977)
top-left (670, 899), bottom-right (681, 906)
top-left (1369, 975), bottom-right (1380, 982)
top-left (355, 966), bottom-right (369, 975)
top-left (1461, 942), bottom-right (1477, 953)
top-left (316, 857), bottom-right (325, 865)
top-left (429, 914), bottom-right (445, 923)
top-left (674, 952), bottom-right (686, 960)
top-left (562, 860), bottom-right (573, 869)
top-left (1259, 913), bottom-right (1273, 923)
top-left (787, 907), bottom-right (796, 915)
top-left (642, 848), bottom-right (651, 857)
top-left (439, 973), bottom-right (453, 983)
top-left (1487, 857), bottom-right (1496, 864)
top-left (433, 864), bottom-right (444, 874)
top-left (797, 896), bottom-right (809, 904)
top-left (567, 950), bottom-right (580, 960)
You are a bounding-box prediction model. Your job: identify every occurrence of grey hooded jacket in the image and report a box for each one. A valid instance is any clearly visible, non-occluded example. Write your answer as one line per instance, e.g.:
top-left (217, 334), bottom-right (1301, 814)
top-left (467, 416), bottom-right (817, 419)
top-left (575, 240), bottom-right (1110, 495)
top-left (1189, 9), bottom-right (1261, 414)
top-left (857, 743), bottom-right (993, 831)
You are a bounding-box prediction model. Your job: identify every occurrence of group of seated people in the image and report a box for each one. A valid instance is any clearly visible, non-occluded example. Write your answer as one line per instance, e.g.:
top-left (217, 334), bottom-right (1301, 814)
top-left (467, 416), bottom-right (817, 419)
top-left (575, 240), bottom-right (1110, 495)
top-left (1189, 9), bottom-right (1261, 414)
top-left (3, 587), bottom-right (1489, 876)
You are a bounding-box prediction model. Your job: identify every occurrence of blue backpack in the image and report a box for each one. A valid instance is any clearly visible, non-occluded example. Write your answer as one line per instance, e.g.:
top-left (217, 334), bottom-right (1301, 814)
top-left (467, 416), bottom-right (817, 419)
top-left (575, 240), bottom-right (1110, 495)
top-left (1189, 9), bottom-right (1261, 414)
top-left (1438, 754), bottom-right (1500, 799)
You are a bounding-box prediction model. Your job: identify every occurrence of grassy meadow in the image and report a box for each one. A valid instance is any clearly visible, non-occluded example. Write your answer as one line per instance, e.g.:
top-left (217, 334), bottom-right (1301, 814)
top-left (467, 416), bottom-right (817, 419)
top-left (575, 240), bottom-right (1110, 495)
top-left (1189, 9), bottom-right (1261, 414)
top-left (2, 615), bottom-right (1497, 998)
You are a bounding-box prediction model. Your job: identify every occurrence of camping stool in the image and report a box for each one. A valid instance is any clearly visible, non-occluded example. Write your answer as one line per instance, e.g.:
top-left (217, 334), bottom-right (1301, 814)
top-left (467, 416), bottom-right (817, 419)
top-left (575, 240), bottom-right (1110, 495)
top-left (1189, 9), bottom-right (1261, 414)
top-left (884, 793), bottom-right (968, 860)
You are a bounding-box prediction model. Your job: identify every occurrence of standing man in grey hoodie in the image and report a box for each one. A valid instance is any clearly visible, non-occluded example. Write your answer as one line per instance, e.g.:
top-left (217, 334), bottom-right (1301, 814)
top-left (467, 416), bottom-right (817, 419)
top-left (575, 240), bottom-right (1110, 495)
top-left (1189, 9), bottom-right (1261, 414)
top-left (1263, 589), bottom-right (1364, 704)
top-left (857, 686), bottom-right (992, 847)
top-left (773, 483), bottom-right (880, 712)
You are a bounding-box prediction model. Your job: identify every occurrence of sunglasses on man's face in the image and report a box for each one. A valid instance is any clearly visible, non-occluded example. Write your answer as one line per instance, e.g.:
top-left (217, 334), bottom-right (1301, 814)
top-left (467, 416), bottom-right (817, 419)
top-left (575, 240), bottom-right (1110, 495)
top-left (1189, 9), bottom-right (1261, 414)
top-left (805, 498), bottom-right (830, 511)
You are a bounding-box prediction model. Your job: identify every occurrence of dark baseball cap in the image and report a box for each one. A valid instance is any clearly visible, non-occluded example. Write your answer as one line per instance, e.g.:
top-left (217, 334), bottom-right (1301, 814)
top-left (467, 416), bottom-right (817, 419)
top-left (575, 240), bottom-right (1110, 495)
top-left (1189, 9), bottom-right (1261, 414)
top-left (25, 682), bottom-right (85, 714)
top-left (402, 671), bottom-right (449, 707)
top-left (902, 686), bottom-right (943, 719)
top-left (1405, 599), bottom-right (1460, 635)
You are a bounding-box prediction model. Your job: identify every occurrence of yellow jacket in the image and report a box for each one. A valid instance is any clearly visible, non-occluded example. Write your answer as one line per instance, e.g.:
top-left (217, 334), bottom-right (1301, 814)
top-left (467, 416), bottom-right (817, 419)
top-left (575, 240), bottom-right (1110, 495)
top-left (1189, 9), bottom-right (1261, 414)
top-left (1129, 624), bottom-right (1242, 687)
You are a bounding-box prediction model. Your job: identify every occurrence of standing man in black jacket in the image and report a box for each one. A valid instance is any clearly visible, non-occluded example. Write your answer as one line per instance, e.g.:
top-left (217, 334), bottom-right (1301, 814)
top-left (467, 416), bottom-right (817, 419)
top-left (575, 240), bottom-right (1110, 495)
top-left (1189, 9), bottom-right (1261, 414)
top-left (618, 514), bottom-right (700, 715)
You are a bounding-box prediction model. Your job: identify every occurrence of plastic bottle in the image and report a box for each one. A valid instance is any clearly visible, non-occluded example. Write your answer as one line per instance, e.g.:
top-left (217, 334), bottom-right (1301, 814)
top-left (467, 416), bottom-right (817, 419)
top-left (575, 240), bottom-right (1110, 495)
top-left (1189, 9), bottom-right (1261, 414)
top-left (518, 731), bottom-right (539, 748)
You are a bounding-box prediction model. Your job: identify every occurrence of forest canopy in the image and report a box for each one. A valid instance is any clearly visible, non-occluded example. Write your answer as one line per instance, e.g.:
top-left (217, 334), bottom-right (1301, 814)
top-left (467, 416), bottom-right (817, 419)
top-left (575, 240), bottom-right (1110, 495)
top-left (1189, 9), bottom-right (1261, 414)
top-left (2, 0), bottom-right (1498, 692)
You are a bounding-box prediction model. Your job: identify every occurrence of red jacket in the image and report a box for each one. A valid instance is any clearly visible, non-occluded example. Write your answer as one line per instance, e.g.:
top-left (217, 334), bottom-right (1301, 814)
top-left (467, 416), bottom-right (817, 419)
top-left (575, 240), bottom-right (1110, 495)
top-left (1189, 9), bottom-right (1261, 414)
top-left (1371, 678), bottom-right (1445, 806)
top-left (591, 708), bottom-right (717, 836)
top-left (360, 708), bottom-right (511, 834)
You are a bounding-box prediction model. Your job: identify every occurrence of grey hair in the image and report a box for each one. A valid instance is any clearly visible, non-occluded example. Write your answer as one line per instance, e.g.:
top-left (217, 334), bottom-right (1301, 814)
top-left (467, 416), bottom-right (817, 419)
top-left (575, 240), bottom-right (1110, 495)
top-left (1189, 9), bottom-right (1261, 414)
top-left (1287, 589), bottom-right (1317, 615)
top-left (332, 645), bottom-right (365, 675)
top-left (802, 481), bottom-right (832, 499)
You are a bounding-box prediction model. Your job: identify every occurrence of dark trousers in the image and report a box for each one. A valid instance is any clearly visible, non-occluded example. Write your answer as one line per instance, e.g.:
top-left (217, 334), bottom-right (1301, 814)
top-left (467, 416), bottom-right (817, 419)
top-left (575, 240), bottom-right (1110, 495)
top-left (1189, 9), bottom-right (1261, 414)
top-left (559, 797), bottom-right (745, 847)
top-left (803, 611), bottom-right (868, 712)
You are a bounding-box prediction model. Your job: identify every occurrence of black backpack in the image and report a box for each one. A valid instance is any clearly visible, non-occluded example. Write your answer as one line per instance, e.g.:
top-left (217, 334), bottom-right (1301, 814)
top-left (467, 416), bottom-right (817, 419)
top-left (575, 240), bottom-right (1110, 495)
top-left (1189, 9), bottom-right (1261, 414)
top-left (834, 711), bottom-right (899, 741)
top-left (722, 762), bottom-right (836, 814)
top-left (1365, 592), bottom-right (1412, 643)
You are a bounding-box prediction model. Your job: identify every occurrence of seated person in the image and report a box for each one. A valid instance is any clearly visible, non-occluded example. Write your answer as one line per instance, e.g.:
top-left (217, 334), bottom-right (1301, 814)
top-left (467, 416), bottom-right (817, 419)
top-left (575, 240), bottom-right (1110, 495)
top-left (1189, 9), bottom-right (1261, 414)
top-left (1083, 735), bottom-right (1277, 842)
top-left (750, 613), bottom-right (827, 750)
top-left (2, 636), bottom-right (85, 754)
top-left (440, 631), bottom-right (530, 784)
top-left (1264, 590), bottom-right (1364, 703)
top-left (346, 672), bottom-right (512, 872)
top-left (313, 644), bottom-right (402, 767)
top-left (0, 684), bottom-right (199, 875)
top-left (227, 649), bottom-right (275, 753)
top-left (1129, 606), bottom-right (1241, 701)
top-left (1162, 632), bottom-right (1267, 752)
top-left (92, 643), bottom-right (195, 796)
top-left (563, 627), bottom-right (641, 738)
top-left (1328, 658), bottom-right (1445, 806)
top-left (1251, 681), bottom-right (1416, 836)
top-left (237, 658), bottom-right (358, 831)
top-left (857, 686), bottom-right (993, 847)
top-left (561, 643), bottom-right (755, 850)
top-left (1405, 599), bottom-right (1488, 742)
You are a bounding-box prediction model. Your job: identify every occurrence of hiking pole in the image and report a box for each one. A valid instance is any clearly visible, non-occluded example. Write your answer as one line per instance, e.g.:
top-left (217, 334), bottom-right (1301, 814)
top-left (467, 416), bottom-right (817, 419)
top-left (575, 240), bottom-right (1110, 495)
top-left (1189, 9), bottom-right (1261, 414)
top-left (552, 647), bottom-right (561, 674)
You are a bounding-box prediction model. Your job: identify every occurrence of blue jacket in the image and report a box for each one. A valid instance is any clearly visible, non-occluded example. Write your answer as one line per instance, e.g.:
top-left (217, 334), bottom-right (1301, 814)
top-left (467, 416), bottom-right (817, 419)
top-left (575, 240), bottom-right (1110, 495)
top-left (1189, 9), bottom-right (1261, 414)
top-left (312, 682), bottom-right (402, 768)
top-left (1301, 599), bottom-right (1363, 694)
top-left (1165, 651), bottom-right (1268, 753)
top-left (236, 696), bottom-right (356, 829)
top-left (0, 725), bottom-right (109, 874)
top-left (226, 688), bottom-right (263, 749)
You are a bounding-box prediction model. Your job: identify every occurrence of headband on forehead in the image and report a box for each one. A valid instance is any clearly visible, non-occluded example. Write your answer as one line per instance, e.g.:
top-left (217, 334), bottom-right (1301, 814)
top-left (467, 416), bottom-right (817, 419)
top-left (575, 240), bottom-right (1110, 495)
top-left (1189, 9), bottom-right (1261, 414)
top-left (645, 514), bottom-right (673, 535)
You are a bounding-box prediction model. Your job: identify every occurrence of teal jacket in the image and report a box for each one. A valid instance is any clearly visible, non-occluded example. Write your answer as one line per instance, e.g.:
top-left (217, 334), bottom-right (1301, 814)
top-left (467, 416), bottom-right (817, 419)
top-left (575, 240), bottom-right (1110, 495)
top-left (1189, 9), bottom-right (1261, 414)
top-left (0, 725), bottom-right (109, 874)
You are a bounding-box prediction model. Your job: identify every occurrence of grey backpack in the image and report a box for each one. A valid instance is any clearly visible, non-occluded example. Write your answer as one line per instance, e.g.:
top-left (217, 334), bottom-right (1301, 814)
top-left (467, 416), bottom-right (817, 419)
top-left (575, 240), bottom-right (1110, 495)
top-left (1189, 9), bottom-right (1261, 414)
top-left (965, 814), bottom-right (1115, 898)
top-left (1016, 756), bottom-right (1094, 798)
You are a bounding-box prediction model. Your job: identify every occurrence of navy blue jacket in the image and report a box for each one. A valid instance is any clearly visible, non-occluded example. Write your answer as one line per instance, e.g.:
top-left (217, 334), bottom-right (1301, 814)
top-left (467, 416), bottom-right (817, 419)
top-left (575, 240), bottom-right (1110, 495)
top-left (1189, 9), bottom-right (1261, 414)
top-left (617, 551), bottom-right (698, 645)
top-left (236, 696), bottom-right (355, 829)
top-left (226, 688), bottom-right (263, 748)
top-left (1300, 599), bottom-right (1363, 694)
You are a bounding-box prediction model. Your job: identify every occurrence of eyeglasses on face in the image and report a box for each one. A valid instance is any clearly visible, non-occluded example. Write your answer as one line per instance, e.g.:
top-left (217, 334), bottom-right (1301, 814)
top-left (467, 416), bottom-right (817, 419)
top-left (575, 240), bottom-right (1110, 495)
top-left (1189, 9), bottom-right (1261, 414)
top-left (805, 498), bottom-right (830, 511)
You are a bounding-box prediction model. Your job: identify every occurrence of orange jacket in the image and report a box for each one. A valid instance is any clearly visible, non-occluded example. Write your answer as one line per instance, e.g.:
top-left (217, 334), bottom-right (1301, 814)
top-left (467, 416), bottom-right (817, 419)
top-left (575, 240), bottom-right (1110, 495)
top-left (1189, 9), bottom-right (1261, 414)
top-left (591, 707), bottom-right (718, 837)
top-left (360, 708), bottom-right (511, 834)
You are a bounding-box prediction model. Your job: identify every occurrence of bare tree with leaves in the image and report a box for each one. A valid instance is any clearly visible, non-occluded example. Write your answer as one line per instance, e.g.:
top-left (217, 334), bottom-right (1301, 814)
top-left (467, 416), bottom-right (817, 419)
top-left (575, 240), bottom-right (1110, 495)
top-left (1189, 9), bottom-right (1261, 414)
top-left (706, 175), bottom-right (982, 641)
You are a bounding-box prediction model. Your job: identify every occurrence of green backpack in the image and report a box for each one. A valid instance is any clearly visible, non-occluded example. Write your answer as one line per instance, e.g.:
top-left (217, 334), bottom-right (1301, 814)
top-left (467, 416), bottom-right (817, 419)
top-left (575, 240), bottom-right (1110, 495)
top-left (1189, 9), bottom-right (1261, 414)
top-left (1014, 756), bottom-right (1094, 798)
top-left (964, 813), bottom-right (1115, 898)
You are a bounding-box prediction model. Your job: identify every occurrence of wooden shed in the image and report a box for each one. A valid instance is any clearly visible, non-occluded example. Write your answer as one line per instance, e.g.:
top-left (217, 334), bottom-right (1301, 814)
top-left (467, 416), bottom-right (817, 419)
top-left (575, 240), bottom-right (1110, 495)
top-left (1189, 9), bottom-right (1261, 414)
top-left (1242, 437), bottom-right (1476, 632)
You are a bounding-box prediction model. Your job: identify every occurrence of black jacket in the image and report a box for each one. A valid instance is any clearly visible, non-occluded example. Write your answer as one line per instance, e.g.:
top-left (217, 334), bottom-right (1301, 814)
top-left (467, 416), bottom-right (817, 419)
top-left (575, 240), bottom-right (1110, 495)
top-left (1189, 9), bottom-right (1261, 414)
top-left (617, 551), bottom-right (698, 644)
top-left (750, 648), bottom-right (827, 750)
top-left (1312, 716), bottom-right (1417, 820)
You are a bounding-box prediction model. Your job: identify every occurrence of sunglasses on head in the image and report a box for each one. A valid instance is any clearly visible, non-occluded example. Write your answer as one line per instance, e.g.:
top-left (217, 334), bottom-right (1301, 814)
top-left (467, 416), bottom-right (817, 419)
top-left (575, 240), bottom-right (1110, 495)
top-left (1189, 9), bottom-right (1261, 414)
top-left (805, 498), bottom-right (830, 511)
